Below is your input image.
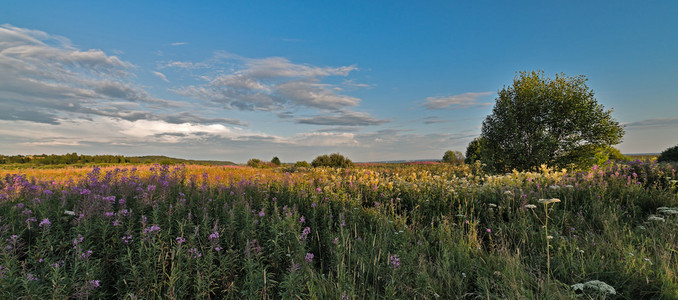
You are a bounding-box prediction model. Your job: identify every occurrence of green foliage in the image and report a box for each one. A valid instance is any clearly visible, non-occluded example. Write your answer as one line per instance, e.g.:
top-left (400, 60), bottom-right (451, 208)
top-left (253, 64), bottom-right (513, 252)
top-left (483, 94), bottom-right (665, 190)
top-left (271, 156), bottom-right (282, 166)
top-left (442, 150), bottom-right (464, 165)
top-left (658, 144), bottom-right (678, 162)
top-left (593, 146), bottom-right (630, 166)
top-left (464, 137), bottom-right (486, 165)
top-left (294, 161), bottom-right (310, 167)
top-left (247, 158), bottom-right (262, 167)
top-left (311, 153), bottom-right (353, 168)
top-left (478, 71), bottom-right (625, 172)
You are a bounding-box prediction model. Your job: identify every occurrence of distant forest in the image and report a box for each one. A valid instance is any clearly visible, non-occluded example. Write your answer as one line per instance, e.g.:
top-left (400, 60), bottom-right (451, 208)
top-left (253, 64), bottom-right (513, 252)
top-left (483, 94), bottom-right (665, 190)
top-left (0, 153), bottom-right (236, 166)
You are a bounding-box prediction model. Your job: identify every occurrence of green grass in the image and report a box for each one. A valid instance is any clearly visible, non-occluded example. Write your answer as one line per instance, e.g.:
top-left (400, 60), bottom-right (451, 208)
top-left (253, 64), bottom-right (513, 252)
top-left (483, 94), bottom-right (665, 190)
top-left (0, 161), bottom-right (676, 298)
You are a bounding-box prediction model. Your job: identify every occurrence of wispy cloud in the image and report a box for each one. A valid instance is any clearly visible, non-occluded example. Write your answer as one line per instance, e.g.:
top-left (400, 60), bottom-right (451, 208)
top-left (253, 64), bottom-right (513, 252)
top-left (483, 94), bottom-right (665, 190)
top-left (295, 111), bottom-right (389, 126)
top-left (152, 71), bottom-right (169, 82)
top-left (623, 118), bottom-right (678, 129)
top-left (0, 24), bottom-right (196, 125)
top-left (421, 92), bottom-right (493, 110)
top-left (170, 42), bottom-right (187, 46)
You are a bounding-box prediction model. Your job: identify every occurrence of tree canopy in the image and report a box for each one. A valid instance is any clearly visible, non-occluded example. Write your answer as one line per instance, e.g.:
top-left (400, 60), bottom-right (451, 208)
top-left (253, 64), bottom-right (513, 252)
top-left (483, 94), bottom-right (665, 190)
top-left (472, 71), bottom-right (624, 172)
top-left (442, 150), bottom-right (464, 165)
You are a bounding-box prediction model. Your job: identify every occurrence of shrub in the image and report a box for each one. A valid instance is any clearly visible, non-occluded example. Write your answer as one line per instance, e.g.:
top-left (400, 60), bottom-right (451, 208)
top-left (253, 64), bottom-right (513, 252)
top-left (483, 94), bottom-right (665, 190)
top-left (294, 161), bottom-right (310, 167)
top-left (247, 158), bottom-right (261, 167)
top-left (658, 144), bottom-right (678, 162)
top-left (271, 157), bottom-right (282, 166)
top-left (311, 153), bottom-right (353, 168)
top-left (442, 150), bottom-right (464, 165)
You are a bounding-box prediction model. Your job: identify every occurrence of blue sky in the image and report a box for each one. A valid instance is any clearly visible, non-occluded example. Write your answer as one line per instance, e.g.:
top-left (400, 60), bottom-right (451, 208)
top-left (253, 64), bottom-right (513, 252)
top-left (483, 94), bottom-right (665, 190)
top-left (1, 1), bottom-right (677, 162)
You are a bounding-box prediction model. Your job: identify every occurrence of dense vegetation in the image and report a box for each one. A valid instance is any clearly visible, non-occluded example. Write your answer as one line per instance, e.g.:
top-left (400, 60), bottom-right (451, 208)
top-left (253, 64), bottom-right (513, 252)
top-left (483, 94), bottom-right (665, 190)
top-left (658, 144), bottom-right (678, 163)
top-left (1, 160), bottom-right (677, 298)
top-left (470, 71), bottom-right (625, 172)
top-left (311, 153), bottom-right (353, 168)
top-left (0, 153), bottom-right (235, 167)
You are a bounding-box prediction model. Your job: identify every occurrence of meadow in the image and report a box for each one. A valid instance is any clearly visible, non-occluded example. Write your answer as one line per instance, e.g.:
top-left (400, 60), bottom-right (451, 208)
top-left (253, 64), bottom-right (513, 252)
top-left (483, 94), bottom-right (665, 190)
top-left (0, 161), bottom-right (677, 299)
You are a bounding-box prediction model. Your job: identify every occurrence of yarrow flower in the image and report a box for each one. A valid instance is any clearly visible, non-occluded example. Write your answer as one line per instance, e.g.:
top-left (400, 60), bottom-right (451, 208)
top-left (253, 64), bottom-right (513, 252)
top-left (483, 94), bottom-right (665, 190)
top-left (525, 204), bottom-right (537, 209)
top-left (572, 280), bottom-right (616, 295)
top-left (538, 198), bottom-right (561, 205)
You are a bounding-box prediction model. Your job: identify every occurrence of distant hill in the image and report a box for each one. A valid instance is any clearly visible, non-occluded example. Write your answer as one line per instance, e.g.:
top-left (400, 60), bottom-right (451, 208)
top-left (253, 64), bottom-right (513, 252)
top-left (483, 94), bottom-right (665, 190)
top-left (0, 153), bottom-right (236, 167)
top-left (134, 155), bottom-right (236, 166)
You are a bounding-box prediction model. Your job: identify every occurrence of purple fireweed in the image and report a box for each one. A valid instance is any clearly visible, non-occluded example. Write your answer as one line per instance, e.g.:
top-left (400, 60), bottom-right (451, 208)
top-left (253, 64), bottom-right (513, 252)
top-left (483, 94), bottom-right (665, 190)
top-left (88, 280), bottom-right (100, 289)
top-left (39, 218), bottom-right (51, 228)
top-left (300, 227), bottom-right (311, 241)
top-left (188, 248), bottom-right (202, 258)
top-left (388, 254), bottom-right (401, 270)
top-left (81, 250), bottom-right (93, 260)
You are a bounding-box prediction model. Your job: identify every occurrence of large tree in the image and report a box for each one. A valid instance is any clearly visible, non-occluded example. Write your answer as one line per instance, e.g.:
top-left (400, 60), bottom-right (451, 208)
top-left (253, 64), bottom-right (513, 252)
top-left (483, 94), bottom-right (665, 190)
top-left (476, 71), bottom-right (624, 172)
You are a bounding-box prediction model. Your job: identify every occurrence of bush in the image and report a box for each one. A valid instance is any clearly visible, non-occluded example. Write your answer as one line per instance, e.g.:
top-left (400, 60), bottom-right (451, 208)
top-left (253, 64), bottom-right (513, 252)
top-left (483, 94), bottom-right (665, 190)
top-left (311, 153), bottom-right (353, 168)
top-left (271, 157), bottom-right (281, 166)
top-left (442, 150), bottom-right (464, 165)
top-left (294, 161), bottom-right (310, 167)
top-left (658, 144), bottom-right (678, 162)
top-left (247, 158), bottom-right (261, 167)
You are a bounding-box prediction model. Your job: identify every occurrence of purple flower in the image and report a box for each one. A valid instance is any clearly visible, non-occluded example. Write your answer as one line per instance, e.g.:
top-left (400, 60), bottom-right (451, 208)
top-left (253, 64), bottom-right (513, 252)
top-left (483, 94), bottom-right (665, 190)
top-left (26, 273), bottom-right (38, 281)
top-left (88, 279), bottom-right (100, 289)
top-left (333, 237), bottom-right (339, 244)
top-left (299, 216), bottom-right (306, 223)
top-left (104, 212), bottom-right (115, 218)
top-left (486, 228), bottom-right (492, 233)
top-left (388, 254), bottom-right (401, 270)
top-left (122, 235), bottom-right (133, 244)
top-left (143, 225), bottom-right (161, 234)
top-left (258, 210), bottom-right (265, 217)
top-left (300, 227), bottom-right (311, 241)
top-left (288, 261), bottom-right (301, 273)
top-left (176, 236), bottom-right (186, 244)
top-left (209, 231), bottom-right (219, 240)
top-left (81, 250), bottom-right (93, 260)
top-left (39, 218), bottom-right (51, 228)
top-left (311, 202), bottom-right (317, 208)
top-left (188, 248), bottom-right (202, 258)
top-left (305, 252), bottom-right (314, 263)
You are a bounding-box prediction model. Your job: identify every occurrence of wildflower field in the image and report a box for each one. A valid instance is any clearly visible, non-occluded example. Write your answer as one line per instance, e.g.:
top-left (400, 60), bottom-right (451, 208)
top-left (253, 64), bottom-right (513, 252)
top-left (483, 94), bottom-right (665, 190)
top-left (1, 161), bottom-right (677, 299)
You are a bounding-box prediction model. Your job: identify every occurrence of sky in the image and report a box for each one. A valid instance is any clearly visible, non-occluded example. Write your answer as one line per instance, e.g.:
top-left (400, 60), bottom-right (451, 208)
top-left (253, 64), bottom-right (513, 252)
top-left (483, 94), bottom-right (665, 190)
top-left (1, 1), bottom-right (677, 163)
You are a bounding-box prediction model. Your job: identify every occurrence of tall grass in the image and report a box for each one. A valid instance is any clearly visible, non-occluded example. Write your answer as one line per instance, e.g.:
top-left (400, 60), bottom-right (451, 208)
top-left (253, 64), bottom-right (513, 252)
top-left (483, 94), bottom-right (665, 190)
top-left (0, 161), bottom-right (676, 298)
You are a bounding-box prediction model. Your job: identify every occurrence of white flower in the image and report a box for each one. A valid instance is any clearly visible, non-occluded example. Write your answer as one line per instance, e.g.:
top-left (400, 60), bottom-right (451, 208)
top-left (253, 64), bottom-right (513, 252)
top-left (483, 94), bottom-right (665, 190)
top-left (648, 215), bottom-right (665, 222)
top-left (488, 203), bottom-right (497, 208)
top-left (565, 185), bottom-right (574, 188)
top-left (549, 185), bottom-right (560, 190)
top-left (524, 204), bottom-right (537, 209)
top-left (64, 210), bottom-right (76, 216)
top-left (572, 280), bottom-right (616, 295)
top-left (538, 198), bottom-right (561, 205)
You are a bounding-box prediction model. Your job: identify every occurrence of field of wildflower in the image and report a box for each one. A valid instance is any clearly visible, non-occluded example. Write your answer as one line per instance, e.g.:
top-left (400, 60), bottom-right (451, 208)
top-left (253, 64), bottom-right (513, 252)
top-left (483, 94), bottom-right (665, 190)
top-left (1, 161), bottom-right (677, 299)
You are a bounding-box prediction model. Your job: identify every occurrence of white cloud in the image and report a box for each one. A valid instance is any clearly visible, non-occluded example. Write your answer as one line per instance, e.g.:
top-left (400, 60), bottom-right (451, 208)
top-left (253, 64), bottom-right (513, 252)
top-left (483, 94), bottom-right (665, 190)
top-left (170, 42), bottom-right (187, 46)
top-left (422, 92), bottom-right (493, 109)
top-left (152, 71), bottom-right (169, 82)
top-left (168, 53), bottom-right (374, 117)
